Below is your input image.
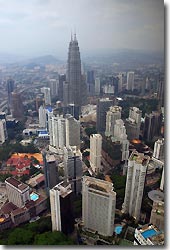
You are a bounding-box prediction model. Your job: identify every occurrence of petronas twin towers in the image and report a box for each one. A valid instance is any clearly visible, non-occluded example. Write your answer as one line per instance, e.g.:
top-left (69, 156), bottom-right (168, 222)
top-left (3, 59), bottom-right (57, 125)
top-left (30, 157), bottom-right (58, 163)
top-left (65, 34), bottom-right (86, 108)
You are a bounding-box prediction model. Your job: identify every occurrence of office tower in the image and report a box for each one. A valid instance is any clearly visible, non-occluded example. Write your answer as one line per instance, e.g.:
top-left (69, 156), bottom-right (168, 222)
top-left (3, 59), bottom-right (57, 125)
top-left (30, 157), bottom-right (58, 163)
top-left (122, 151), bottom-right (150, 221)
top-left (103, 84), bottom-right (114, 94)
top-left (150, 201), bottom-right (164, 231)
top-left (126, 71), bottom-right (135, 91)
top-left (134, 224), bottom-right (164, 245)
top-left (63, 146), bottom-right (82, 194)
top-left (96, 98), bottom-right (113, 133)
top-left (105, 106), bottom-right (122, 137)
top-left (95, 77), bottom-right (100, 96)
top-left (43, 152), bottom-right (59, 195)
top-left (114, 119), bottom-right (129, 161)
top-left (145, 77), bottom-right (150, 91)
top-left (58, 74), bottom-right (66, 101)
top-left (160, 167), bottom-right (164, 191)
top-left (66, 34), bottom-right (82, 106)
top-left (0, 119), bottom-right (8, 144)
top-left (39, 105), bottom-right (47, 128)
top-left (63, 104), bottom-right (80, 120)
top-left (5, 177), bottom-right (30, 208)
top-left (41, 87), bottom-right (51, 105)
top-left (90, 134), bottom-right (102, 174)
top-left (7, 79), bottom-right (15, 113)
top-left (157, 79), bottom-right (164, 107)
top-left (66, 114), bottom-right (80, 148)
top-left (49, 79), bottom-right (59, 98)
top-left (125, 107), bottom-right (142, 140)
top-left (143, 111), bottom-right (162, 141)
top-left (50, 181), bottom-right (74, 234)
top-left (153, 138), bottom-right (164, 160)
top-left (118, 73), bottom-right (123, 93)
top-left (63, 81), bottom-right (69, 106)
top-left (11, 92), bottom-right (24, 120)
top-left (87, 70), bottom-right (95, 95)
top-left (82, 176), bottom-right (116, 236)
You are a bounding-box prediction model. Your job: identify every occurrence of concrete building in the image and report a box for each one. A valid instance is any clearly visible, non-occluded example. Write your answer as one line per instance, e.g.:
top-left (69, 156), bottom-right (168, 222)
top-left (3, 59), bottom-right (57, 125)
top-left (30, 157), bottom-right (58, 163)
top-left (134, 224), bottom-right (164, 245)
top-left (105, 106), bottom-right (122, 137)
top-left (11, 92), bottom-right (24, 120)
top-left (0, 119), bottom-right (8, 144)
top-left (122, 151), bottom-right (150, 221)
top-left (90, 134), bottom-right (102, 174)
top-left (39, 105), bottom-right (47, 128)
top-left (143, 111), bottom-right (162, 141)
top-left (126, 71), bottom-right (135, 91)
top-left (118, 73), bottom-right (123, 93)
top-left (63, 146), bottom-right (83, 194)
top-left (50, 181), bottom-right (74, 234)
top-left (41, 87), bottom-right (51, 106)
top-left (82, 176), bottom-right (116, 236)
top-left (160, 167), bottom-right (164, 191)
top-left (7, 78), bottom-right (15, 114)
top-left (96, 98), bottom-right (113, 133)
top-left (66, 114), bottom-right (80, 148)
top-left (125, 107), bottom-right (142, 140)
top-left (5, 177), bottom-right (30, 208)
top-left (153, 138), bottom-right (164, 160)
top-left (95, 77), bottom-right (101, 95)
top-left (150, 201), bottom-right (164, 231)
top-left (49, 79), bottom-right (59, 98)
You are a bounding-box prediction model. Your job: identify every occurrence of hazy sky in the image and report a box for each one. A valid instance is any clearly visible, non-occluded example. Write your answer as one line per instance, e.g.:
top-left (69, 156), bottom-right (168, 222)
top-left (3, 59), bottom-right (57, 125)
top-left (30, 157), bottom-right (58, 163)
top-left (0, 0), bottom-right (164, 58)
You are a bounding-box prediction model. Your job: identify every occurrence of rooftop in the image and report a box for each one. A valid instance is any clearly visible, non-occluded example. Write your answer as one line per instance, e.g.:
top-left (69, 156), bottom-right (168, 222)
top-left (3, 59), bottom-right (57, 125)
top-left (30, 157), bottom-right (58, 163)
top-left (129, 151), bottom-right (150, 166)
top-left (137, 224), bottom-right (164, 245)
top-left (5, 177), bottom-right (28, 191)
top-left (148, 190), bottom-right (164, 202)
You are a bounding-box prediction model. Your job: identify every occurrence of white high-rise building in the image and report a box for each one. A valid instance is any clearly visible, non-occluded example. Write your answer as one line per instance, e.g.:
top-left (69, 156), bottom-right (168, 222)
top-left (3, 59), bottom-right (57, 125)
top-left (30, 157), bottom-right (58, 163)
top-left (105, 106), bottom-right (122, 137)
top-left (95, 77), bottom-right (100, 95)
top-left (153, 138), bottom-right (164, 160)
top-left (90, 134), bottom-right (102, 174)
top-left (63, 146), bottom-right (82, 194)
top-left (39, 105), bottom-right (47, 128)
top-left (66, 114), bottom-right (80, 148)
top-left (125, 107), bottom-right (142, 140)
top-left (122, 151), bottom-right (150, 221)
top-left (41, 87), bottom-right (51, 105)
top-left (49, 115), bottom-right (66, 148)
top-left (0, 119), bottom-right (8, 144)
top-left (50, 181), bottom-right (74, 234)
top-left (127, 71), bottom-right (135, 91)
top-left (49, 79), bottom-right (59, 98)
top-left (114, 119), bottom-right (129, 161)
top-left (160, 166), bottom-right (164, 191)
top-left (82, 176), bottom-right (116, 236)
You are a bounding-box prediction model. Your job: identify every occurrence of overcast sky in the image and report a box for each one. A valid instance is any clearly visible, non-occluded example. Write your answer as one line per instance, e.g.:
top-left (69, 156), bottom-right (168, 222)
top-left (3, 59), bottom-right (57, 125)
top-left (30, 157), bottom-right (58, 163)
top-left (0, 0), bottom-right (164, 58)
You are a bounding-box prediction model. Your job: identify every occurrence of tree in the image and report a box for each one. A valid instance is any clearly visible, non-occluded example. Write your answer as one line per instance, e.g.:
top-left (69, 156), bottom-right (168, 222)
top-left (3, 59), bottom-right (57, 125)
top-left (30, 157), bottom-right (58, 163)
top-left (7, 228), bottom-right (34, 245)
top-left (34, 231), bottom-right (74, 245)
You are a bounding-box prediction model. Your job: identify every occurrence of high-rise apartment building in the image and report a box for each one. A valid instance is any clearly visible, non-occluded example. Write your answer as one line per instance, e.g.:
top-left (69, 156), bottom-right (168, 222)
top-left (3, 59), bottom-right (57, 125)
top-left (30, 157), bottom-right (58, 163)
top-left (95, 77), bottom-right (101, 95)
top-left (96, 98), bottom-right (113, 133)
top-left (118, 73), bottom-right (123, 93)
top-left (43, 152), bottom-right (59, 195)
top-left (82, 176), bottom-right (116, 236)
top-left (39, 105), bottom-right (47, 128)
top-left (7, 79), bottom-right (15, 113)
top-left (126, 71), bottom-right (135, 91)
top-left (122, 151), bottom-right (150, 221)
top-left (66, 114), bottom-right (80, 148)
top-left (41, 87), bottom-right (51, 106)
top-left (150, 201), bottom-right (164, 231)
top-left (50, 181), bottom-right (74, 234)
top-left (105, 106), bottom-right (122, 137)
top-left (153, 138), bottom-right (164, 160)
top-left (49, 79), bottom-right (59, 98)
top-left (63, 146), bottom-right (82, 194)
top-left (125, 107), bottom-right (142, 140)
top-left (143, 111), bottom-right (162, 141)
top-left (5, 177), bottom-right (30, 208)
top-left (90, 134), bottom-right (102, 174)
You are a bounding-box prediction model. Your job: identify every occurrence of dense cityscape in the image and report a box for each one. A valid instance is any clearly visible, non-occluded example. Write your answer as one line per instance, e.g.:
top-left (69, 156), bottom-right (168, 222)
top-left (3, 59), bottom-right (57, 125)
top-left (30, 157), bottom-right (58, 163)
top-left (0, 0), bottom-right (165, 247)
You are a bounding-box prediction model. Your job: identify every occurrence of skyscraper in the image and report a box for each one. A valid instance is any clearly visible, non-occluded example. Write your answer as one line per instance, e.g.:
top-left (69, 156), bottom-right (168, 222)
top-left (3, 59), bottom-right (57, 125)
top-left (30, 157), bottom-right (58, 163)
top-left (66, 34), bottom-right (82, 107)
top-left (105, 106), bottom-right (122, 137)
top-left (7, 79), bottom-right (15, 113)
top-left (96, 98), bottom-right (113, 133)
top-left (41, 87), bottom-right (51, 106)
top-left (126, 71), bottom-right (135, 91)
top-left (143, 111), bottom-right (162, 141)
top-left (11, 92), bottom-right (24, 120)
top-left (90, 134), bottom-right (102, 174)
top-left (66, 114), bottom-right (80, 149)
top-left (125, 107), bottom-right (142, 140)
top-left (0, 119), bottom-right (8, 144)
top-left (82, 176), bottom-right (116, 236)
top-left (122, 151), bottom-right (150, 221)
top-left (153, 138), bottom-right (164, 160)
top-left (50, 181), bottom-right (74, 234)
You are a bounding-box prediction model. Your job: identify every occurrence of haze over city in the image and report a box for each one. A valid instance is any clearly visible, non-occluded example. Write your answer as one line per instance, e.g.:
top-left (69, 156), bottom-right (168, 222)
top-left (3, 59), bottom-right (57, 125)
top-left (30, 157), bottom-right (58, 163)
top-left (0, 0), bottom-right (164, 58)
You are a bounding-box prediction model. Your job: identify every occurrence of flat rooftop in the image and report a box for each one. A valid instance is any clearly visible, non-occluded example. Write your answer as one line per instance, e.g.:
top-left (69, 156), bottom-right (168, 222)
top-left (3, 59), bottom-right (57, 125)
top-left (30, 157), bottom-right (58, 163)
top-left (148, 190), bottom-right (164, 202)
top-left (5, 177), bottom-right (28, 191)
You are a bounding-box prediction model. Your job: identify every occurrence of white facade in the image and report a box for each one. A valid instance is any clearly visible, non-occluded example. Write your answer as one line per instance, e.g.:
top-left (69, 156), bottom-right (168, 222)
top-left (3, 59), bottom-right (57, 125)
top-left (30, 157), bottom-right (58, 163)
top-left (66, 115), bottom-right (80, 148)
top-left (153, 138), bottom-right (164, 160)
top-left (160, 166), bottom-right (164, 191)
top-left (50, 115), bottom-right (66, 148)
top-left (125, 107), bottom-right (142, 140)
top-left (105, 106), bottom-right (122, 137)
top-left (82, 176), bottom-right (116, 236)
top-left (103, 84), bottom-right (114, 94)
top-left (90, 134), bottom-right (102, 174)
top-left (95, 77), bottom-right (100, 95)
top-left (0, 119), bottom-right (8, 144)
top-left (50, 182), bottom-right (72, 231)
top-left (122, 151), bottom-right (150, 221)
top-left (39, 105), bottom-right (47, 128)
top-left (127, 71), bottom-right (135, 91)
top-left (41, 87), bottom-right (51, 105)
top-left (49, 79), bottom-right (59, 98)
